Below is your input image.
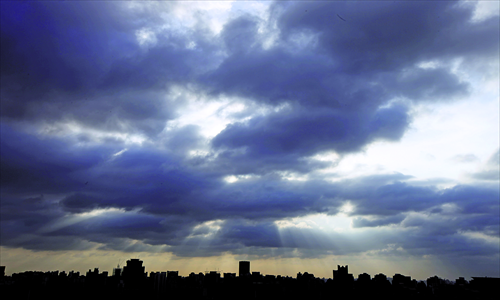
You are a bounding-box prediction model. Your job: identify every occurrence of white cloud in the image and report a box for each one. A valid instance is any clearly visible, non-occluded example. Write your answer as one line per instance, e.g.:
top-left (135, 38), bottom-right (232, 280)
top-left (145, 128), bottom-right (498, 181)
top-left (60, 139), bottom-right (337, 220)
top-left (469, 0), bottom-right (500, 23)
top-left (135, 28), bottom-right (158, 48)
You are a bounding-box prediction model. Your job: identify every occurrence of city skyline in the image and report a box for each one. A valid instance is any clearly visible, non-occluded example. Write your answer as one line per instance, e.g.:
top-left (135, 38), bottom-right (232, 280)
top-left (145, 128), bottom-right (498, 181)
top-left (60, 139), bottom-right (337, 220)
top-left (0, 259), bottom-right (490, 282)
top-left (1, 1), bottom-right (499, 281)
top-left (4, 259), bottom-right (497, 300)
top-left (0, 253), bottom-right (495, 282)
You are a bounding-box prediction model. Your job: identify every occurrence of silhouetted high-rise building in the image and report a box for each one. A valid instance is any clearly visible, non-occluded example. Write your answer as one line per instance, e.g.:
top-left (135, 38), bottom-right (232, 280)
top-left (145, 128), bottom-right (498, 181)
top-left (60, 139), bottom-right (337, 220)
top-left (333, 265), bottom-right (354, 285)
top-left (122, 259), bottom-right (146, 290)
top-left (333, 265), bottom-right (349, 280)
top-left (239, 261), bottom-right (250, 277)
top-left (122, 259), bottom-right (145, 277)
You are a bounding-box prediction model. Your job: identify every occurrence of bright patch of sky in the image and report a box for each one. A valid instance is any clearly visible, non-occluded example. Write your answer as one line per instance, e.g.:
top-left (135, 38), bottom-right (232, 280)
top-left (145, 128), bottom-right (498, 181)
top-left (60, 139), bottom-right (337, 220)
top-left (459, 230), bottom-right (500, 244)
top-left (127, 1), bottom-right (271, 37)
top-left (164, 85), bottom-right (291, 142)
top-left (224, 174), bottom-right (257, 183)
top-left (37, 120), bottom-right (147, 146)
top-left (468, 0), bottom-right (500, 22)
top-left (276, 203), bottom-right (355, 232)
top-left (186, 219), bottom-right (224, 239)
top-left (165, 92), bottom-right (248, 139)
top-left (312, 57), bottom-right (498, 186)
top-left (135, 28), bottom-right (158, 48)
top-left (38, 207), bottom-right (129, 234)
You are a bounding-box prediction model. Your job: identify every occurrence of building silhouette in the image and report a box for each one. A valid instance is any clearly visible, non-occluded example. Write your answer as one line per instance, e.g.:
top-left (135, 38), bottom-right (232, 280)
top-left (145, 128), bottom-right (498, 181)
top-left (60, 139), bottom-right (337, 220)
top-left (357, 273), bottom-right (371, 283)
top-left (122, 259), bottom-right (145, 277)
top-left (239, 261), bottom-right (250, 277)
top-left (333, 265), bottom-right (354, 283)
top-left (122, 259), bottom-right (146, 291)
top-left (393, 273), bottom-right (412, 287)
top-left (112, 263), bottom-right (122, 277)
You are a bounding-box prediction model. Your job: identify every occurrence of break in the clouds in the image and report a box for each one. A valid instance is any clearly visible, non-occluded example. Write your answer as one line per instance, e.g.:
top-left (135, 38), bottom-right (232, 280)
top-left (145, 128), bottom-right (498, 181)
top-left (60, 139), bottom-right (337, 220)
top-left (1, 1), bottom-right (499, 279)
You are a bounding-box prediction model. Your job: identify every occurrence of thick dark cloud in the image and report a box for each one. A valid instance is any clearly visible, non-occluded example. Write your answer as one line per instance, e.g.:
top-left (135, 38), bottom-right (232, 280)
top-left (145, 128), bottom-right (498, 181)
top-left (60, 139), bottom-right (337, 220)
top-left (439, 184), bottom-right (499, 214)
top-left (0, 1), bottom-right (215, 137)
top-left (0, 123), bottom-right (116, 194)
top-left (1, 123), bottom-right (498, 259)
top-left (59, 193), bottom-right (104, 214)
top-left (221, 14), bottom-right (261, 54)
top-left (202, 47), bottom-right (341, 107)
top-left (352, 214), bottom-right (406, 228)
top-left (2, 0), bottom-right (494, 167)
top-left (196, 0), bottom-right (497, 173)
top-left (2, 134), bottom-right (498, 258)
top-left (218, 219), bottom-right (282, 248)
top-left (338, 180), bottom-right (441, 216)
top-left (276, 1), bottom-right (498, 73)
top-left (210, 103), bottom-right (409, 175)
top-left (392, 67), bottom-right (469, 101)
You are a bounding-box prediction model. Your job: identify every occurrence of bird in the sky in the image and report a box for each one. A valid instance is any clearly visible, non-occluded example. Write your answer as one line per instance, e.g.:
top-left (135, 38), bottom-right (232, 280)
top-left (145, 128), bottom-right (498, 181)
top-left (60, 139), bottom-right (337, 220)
top-left (337, 14), bottom-right (346, 22)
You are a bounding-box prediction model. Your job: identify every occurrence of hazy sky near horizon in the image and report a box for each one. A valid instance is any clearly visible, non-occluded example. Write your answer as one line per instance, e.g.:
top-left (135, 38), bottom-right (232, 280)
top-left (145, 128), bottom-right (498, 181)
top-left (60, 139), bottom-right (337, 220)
top-left (1, 0), bottom-right (499, 280)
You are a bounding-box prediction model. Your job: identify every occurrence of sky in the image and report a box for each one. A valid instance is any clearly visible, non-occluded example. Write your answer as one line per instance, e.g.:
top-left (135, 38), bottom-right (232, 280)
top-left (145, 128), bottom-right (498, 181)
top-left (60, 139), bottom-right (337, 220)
top-left (1, 0), bottom-right (499, 281)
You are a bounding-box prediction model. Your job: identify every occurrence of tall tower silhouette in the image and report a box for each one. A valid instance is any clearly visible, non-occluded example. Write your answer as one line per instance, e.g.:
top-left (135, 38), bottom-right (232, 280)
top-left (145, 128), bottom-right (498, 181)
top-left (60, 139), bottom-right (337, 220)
top-left (239, 261), bottom-right (250, 277)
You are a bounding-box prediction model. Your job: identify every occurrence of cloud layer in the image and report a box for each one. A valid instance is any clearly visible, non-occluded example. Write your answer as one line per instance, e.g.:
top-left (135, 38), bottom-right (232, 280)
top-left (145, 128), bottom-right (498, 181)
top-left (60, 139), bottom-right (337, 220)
top-left (1, 1), bottom-right (499, 277)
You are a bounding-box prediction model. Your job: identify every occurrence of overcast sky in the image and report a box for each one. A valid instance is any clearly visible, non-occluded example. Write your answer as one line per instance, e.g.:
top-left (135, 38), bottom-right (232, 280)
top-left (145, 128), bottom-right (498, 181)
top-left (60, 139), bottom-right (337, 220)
top-left (1, 0), bottom-right (499, 280)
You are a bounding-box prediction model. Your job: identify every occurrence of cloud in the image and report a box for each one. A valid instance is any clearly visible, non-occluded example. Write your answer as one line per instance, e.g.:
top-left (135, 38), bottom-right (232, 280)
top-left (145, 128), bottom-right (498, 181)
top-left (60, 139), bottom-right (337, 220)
top-left (439, 184), bottom-right (499, 214)
top-left (210, 103), bottom-right (410, 175)
top-left (0, 1), bottom-right (216, 139)
top-left (59, 193), bottom-right (104, 214)
top-left (276, 1), bottom-right (498, 73)
top-left (221, 14), bottom-right (261, 54)
top-left (194, 1), bottom-right (495, 174)
top-left (393, 67), bottom-right (469, 101)
top-left (452, 154), bottom-right (479, 163)
top-left (469, 149), bottom-right (500, 181)
top-left (0, 123), bottom-right (116, 194)
top-left (472, 169), bottom-right (500, 181)
top-left (2, 145), bottom-right (498, 259)
top-left (352, 215), bottom-right (406, 228)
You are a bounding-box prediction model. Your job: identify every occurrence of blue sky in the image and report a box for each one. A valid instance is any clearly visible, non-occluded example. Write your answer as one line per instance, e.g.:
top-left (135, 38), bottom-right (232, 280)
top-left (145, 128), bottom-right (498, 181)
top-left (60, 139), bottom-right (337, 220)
top-left (1, 0), bottom-right (498, 280)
